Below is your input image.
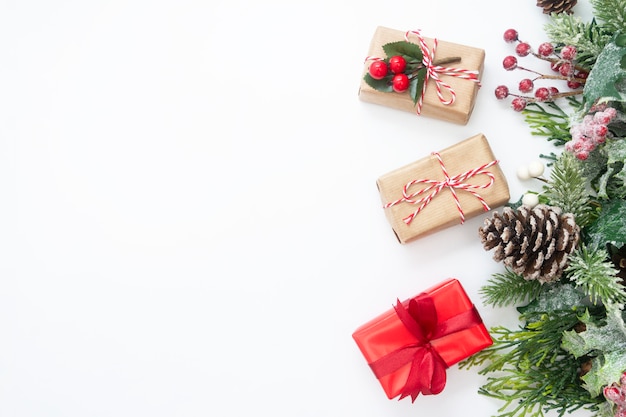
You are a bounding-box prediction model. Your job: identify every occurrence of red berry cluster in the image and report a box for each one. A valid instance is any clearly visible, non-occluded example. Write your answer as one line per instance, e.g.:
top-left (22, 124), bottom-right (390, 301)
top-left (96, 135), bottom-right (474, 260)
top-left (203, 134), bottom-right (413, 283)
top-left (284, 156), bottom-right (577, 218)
top-left (604, 372), bottom-right (626, 417)
top-left (495, 29), bottom-right (588, 111)
top-left (368, 56), bottom-right (411, 93)
top-left (565, 106), bottom-right (617, 160)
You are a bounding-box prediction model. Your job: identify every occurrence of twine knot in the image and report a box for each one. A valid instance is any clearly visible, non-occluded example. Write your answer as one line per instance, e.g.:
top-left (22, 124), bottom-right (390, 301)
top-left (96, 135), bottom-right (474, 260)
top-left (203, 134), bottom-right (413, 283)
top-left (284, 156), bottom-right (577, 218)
top-left (383, 152), bottom-right (498, 225)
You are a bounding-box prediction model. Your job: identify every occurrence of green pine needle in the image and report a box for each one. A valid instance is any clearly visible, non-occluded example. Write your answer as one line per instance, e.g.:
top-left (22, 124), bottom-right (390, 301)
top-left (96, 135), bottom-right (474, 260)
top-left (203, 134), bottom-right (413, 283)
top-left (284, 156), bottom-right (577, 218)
top-left (480, 269), bottom-right (544, 308)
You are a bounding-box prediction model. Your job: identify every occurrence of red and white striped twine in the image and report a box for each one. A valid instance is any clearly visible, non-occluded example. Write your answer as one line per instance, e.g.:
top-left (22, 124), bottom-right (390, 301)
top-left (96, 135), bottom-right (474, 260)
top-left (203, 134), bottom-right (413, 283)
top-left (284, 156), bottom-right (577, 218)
top-left (383, 152), bottom-right (498, 225)
top-left (405, 30), bottom-right (480, 115)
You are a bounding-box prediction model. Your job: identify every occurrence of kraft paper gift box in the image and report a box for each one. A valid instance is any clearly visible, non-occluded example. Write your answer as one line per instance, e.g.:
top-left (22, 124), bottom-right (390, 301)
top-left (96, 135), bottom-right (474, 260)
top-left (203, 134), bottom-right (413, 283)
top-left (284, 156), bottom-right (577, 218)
top-left (377, 133), bottom-right (510, 244)
top-left (352, 278), bottom-right (493, 401)
top-left (359, 26), bottom-right (485, 125)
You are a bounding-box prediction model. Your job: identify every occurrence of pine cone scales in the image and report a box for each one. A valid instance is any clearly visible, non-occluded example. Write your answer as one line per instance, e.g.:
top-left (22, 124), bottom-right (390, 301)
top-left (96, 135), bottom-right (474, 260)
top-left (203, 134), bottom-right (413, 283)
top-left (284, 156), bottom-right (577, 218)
top-left (536, 0), bottom-right (577, 14)
top-left (479, 205), bottom-right (580, 283)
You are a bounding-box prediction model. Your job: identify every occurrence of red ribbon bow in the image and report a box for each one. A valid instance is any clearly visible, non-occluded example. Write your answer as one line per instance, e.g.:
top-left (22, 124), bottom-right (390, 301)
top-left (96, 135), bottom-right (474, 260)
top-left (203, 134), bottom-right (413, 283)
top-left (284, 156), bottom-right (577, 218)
top-left (368, 294), bottom-right (482, 401)
top-left (383, 152), bottom-right (499, 225)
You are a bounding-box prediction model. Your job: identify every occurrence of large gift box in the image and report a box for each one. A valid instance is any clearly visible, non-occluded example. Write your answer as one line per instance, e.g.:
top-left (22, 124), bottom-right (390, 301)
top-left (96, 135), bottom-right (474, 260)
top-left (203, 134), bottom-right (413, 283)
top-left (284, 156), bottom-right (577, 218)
top-left (377, 133), bottom-right (510, 244)
top-left (359, 26), bottom-right (485, 125)
top-left (352, 278), bottom-right (492, 401)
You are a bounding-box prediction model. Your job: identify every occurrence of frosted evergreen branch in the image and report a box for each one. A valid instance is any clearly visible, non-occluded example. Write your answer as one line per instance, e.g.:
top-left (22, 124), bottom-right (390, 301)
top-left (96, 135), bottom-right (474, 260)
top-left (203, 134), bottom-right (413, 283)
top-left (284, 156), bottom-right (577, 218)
top-left (590, 0), bottom-right (626, 34)
top-left (565, 245), bottom-right (626, 311)
top-left (544, 14), bottom-right (612, 68)
top-left (542, 151), bottom-right (596, 227)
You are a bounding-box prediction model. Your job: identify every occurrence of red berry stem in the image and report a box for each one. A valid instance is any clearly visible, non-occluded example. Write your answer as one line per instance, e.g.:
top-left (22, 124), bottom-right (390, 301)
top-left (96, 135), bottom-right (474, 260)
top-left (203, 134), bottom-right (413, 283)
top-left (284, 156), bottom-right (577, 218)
top-left (406, 56), bottom-right (462, 69)
top-left (533, 74), bottom-right (588, 84)
top-left (529, 52), bottom-right (589, 73)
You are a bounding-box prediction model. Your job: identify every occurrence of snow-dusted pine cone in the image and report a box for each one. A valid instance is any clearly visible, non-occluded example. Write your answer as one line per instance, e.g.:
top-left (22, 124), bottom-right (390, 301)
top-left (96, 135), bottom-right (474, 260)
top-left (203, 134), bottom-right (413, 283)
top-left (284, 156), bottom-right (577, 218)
top-left (479, 204), bottom-right (580, 283)
top-left (536, 0), bottom-right (577, 14)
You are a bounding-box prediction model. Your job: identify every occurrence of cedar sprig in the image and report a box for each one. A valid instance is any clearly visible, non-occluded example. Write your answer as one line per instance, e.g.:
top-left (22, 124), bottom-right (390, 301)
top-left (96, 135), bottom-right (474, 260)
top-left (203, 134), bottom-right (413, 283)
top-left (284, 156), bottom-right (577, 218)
top-left (480, 269), bottom-right (544, 308)
top-left (460, 310), bottom-right (601, 417)
top-left (522, 99), bottom-right (578, 146)
top-left (477, 357), bottom-right (600, 417)
top-left (565, 244), bottom-right (626, 311)
top-left (542, 151), bottom-right (596, 227)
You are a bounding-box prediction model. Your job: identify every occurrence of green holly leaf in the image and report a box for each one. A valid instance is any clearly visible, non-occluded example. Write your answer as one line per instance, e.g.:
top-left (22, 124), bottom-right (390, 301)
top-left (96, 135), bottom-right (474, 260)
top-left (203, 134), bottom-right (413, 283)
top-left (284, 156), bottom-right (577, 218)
top-left (583, 34), bottom-right (626, 110)
top-left (382, 41), bottom-right (423, 62)
top-left (583, 351), bottom-right (626, 397)
top-left (363, 71), bottom-right (393, 92)
top-left (410, 67), bottom-right (427, 105)
top-left (562, 310), bottom-right (626, 359)
top-left (563, 310), bottom-right (626, 397)
top-left (586, 198), bottom-right (626, 249)
top-left (595, 138), bottom-right (626, 199)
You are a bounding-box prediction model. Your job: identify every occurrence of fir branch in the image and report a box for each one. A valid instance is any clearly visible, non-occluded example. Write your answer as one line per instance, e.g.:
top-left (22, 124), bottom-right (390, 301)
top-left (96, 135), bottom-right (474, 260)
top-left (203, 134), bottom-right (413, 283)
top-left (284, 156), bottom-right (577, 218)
top-left (543, 151), bottom-right (596, 227)
top-left (480, 269), bottom-right (544, 308)
top-left (590, 0), bottom-right (626, 34)
top-left (565, 244), bottom-right (626, 311)
top-left (544, 15), bottom-right (612, 68)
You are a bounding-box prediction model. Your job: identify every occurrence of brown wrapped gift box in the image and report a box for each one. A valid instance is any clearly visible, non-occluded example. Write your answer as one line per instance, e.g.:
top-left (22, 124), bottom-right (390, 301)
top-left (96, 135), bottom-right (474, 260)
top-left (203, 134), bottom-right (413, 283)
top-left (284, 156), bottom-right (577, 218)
top-left (359, 26), bottom-right (485, 125)
top-left (377, 134), bottom-right (510, 244)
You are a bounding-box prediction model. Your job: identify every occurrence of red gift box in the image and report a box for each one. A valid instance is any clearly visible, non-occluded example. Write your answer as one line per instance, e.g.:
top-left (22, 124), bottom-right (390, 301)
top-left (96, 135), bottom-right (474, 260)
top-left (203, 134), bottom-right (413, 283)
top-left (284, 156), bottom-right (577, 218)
top-left (352, 278), bottom-right (492, 401)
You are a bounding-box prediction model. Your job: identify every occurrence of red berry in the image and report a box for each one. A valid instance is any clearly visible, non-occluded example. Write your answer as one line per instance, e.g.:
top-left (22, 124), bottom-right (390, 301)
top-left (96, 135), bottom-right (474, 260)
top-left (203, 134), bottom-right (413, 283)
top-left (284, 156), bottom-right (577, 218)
top-left (560, 45), bottom-right (577, 61)
top-left (495, 85), bottom-right (509, 99)
top-left (511, 97), bottom-right (527, 112)
top-left (538, 42), bottom-right (554, 57)
top-left (392, 73), bottom-right (410, 93)
top-left (576, 151), bottom-right (589, 160)
top-left (503, 55), bottom-right (518, 70)
top-left (549, 87), bottom-right (559, 96)
top-left (559, 62), bottom-right (572, 77)
top-left (567, 80), bottom-right (582, 89)
top-left (576, 70), bottom-right (589, 80)
top-left (503, 29), bottom-right (519, 43)
top-left (515, 42), bottom-right (531, 57)
top-left (535, 87), bottom-right (551, 101)
top-left (595, 125), bottom-right (608, 137)
top-left (388, 55), bottom-right (407, 74)
top-left (518, 78), bottom-right (534, 93)
top-left (368, 60), bottom-right (388, 80)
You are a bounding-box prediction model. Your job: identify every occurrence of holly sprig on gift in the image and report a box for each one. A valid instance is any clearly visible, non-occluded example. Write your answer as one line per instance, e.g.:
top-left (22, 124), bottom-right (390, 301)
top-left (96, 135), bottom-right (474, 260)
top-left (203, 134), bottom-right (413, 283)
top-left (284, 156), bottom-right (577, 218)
top-left (364, 41), bottom-right (460, 103)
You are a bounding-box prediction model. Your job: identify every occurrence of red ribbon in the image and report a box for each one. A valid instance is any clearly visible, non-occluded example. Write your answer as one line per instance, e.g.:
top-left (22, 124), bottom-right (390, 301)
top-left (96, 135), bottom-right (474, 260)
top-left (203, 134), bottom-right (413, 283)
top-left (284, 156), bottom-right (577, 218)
top-left (368, 294), bottom-right (482, 401)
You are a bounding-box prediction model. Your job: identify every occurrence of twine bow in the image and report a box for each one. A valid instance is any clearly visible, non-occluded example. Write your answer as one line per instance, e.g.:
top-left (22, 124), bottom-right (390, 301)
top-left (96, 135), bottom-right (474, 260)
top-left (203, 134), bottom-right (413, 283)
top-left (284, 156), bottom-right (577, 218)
top-left (368, 294), bottom-right (482, 401)
top-left (405, 30), bottom-right (480, 115)
top-left (383, 152), bottom-right (498, 225)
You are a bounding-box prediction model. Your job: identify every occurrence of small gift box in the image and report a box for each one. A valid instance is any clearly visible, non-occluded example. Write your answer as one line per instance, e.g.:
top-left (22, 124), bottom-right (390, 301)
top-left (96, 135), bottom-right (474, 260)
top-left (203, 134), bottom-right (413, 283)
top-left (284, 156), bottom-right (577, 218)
top-left (352, 278), bottom-right (492, 401)
top-left (377, 133), bottom-right (509, 244)
top-left (359, 26), bottom-right (485, 125)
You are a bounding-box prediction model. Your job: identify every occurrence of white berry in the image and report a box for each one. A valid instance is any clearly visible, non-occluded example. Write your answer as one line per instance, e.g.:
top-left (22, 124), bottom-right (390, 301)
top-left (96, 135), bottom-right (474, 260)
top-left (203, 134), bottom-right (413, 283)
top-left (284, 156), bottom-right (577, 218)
top-left (516, 165), bottom-right (531, 180)
top-left (522, 193), bottom-right (540, 207)
top-left (527, 160), bottom-right (545, 177)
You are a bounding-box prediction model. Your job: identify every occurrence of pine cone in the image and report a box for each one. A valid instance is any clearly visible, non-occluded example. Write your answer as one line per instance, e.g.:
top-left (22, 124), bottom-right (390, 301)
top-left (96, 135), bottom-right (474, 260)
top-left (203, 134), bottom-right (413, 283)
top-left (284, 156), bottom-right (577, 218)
top-left (479, 204), bottom-right (580, 283)
top-left (536, 0), bottom-right (577, 14)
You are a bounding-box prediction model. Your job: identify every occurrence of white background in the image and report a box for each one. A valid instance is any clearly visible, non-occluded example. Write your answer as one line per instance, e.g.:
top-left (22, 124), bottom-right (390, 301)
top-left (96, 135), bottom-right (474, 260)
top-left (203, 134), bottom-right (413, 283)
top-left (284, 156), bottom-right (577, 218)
top-left (1, 1), bottom-right (596, 416)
